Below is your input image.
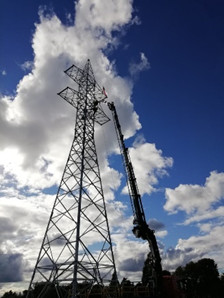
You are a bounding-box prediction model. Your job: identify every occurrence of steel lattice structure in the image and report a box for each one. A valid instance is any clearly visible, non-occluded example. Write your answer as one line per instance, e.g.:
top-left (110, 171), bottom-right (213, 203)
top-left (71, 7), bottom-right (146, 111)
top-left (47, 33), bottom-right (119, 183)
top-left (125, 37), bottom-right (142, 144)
top-left (27, 60), bottom-right (117, 298)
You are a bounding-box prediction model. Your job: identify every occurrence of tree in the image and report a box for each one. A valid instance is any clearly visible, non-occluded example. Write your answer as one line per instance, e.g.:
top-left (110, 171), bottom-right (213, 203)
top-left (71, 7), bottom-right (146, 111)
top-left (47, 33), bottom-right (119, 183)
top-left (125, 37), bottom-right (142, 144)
top-left (120, 278), bottom-right (134, 298)
top-left (174, 258), bottom-right (222, 298)
top-left (1, 291), bottom-right (24, 298)
top-left (162, 270), bottom-right (171, 276)
top-left (220, 273), bottom-right (224, 293)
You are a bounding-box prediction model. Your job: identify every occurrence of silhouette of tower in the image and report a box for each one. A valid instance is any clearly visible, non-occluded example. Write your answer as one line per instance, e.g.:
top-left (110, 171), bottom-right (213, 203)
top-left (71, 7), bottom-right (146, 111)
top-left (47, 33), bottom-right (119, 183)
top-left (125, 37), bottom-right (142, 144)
top-left (27, 60), bottom-right (117, 297)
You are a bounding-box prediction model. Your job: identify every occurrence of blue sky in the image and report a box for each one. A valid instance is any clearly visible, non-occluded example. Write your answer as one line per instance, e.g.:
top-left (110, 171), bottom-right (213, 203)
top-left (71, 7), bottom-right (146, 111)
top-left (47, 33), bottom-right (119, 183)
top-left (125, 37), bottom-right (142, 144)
top-left (0, 0), bottom-right (224, 294)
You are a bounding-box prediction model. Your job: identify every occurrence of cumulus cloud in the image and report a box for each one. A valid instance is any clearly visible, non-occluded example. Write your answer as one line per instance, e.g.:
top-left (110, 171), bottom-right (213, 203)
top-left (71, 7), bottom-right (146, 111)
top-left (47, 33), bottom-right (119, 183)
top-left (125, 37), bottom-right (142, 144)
top-left (162, 171), bottom-right (224, 271)
top-left (0, 0), bottom-right (142, 191)
top-left (1, 70), bottom-right (7, 76)
top-left (123, 136), bottom-right (173, 195)
top-left (164, 171), bottom-right (224, 216)
top-left (0, 0), bottom-right (172, 209)
top-left (74, 0), bottom-right (134, 35)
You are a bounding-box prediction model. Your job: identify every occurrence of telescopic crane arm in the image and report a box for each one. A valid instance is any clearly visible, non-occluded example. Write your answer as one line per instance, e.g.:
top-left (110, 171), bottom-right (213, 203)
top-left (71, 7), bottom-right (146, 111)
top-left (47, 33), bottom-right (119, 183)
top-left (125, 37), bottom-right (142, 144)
top-left (108, 102), bottom-right (162, 296)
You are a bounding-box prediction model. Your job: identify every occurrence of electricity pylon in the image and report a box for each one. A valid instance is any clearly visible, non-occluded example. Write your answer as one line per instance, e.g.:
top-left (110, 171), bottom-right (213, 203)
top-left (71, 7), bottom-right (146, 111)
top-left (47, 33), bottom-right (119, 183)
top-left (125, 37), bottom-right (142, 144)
top-left (27, 59), bottom-right (117, 298)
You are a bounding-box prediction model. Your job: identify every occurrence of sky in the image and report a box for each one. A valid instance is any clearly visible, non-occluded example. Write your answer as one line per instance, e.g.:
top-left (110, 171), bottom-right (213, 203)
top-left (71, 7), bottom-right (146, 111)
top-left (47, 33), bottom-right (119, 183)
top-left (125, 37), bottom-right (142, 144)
top-left (0, 0), bottom-right (224, 294)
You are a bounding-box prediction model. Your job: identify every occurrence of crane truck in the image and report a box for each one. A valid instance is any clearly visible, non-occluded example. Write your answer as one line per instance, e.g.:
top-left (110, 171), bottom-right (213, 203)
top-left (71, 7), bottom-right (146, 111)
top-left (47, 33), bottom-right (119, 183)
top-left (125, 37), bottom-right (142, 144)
top-left (108, 102), bottom-right (163, 297)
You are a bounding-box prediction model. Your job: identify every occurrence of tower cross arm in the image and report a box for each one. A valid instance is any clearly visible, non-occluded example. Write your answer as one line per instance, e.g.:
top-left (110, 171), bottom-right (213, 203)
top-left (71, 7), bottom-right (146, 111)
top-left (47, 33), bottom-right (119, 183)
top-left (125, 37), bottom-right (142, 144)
top-left (57, 86), bottom-right (79, 109)
top-left (64, 64), bottom-right (85, 85)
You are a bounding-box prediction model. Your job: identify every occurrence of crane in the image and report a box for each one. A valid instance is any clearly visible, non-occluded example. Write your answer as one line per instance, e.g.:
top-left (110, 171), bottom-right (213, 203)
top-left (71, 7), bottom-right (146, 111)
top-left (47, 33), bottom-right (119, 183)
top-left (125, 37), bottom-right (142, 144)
top-left (108, 102), bottom-right (163, 297)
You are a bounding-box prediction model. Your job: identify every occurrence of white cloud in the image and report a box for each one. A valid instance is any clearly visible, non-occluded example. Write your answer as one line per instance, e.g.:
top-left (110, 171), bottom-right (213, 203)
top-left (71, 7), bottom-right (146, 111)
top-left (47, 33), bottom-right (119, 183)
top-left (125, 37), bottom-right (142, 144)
top-left (162, 171), bottom-right (224, 271)
top-left (197, 222), bottom-right (213, 233)
top-left (113, 234), bottom-right (149, 280)
top-left (129, 52), bottom-right (150, 77)
top-left (20, 61), bottom-right (33, 71)
top-left (0, 0), bottom-right (141, 191)
top-left (156, 230), bottom-right (168, 238)
top-left (1, 70), bottom-right (7, 76)
top-left (74, 0), bottom-right (134, 35)
top-left (123, 136), bottom-right (173, 195)
top-left (184, 206), bottom-right (224, 225)
top-left (164, 171), bottom-right (224, 215)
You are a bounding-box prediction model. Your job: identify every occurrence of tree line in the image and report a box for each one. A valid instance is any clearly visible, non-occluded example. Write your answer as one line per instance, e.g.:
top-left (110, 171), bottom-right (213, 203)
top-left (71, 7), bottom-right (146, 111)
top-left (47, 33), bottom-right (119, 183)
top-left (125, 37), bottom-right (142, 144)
top-left (1, 258), bottom-right (224, 297)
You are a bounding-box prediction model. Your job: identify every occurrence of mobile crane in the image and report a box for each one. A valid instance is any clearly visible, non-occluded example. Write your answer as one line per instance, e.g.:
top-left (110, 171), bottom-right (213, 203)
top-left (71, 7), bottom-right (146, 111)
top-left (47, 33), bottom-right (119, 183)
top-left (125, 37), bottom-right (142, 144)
top-left (108, 102), bottom-right (163, 297)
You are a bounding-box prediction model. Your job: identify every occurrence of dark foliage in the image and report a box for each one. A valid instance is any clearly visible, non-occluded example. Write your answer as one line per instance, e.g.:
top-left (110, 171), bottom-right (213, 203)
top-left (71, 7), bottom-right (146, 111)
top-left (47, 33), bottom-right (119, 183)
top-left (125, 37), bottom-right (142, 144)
top-left (1, 290), bottom-right (27, 298)
top-left (162, 270), bottom-right (171, 276)
top-left (174, 258), bottom-right (224, 298)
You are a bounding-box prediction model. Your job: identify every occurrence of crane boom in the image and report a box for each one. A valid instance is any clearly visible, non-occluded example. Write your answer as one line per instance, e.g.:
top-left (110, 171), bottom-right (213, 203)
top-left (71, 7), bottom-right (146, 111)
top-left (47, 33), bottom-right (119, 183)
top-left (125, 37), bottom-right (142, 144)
top-left (108, 102), bottom-right (162, 297)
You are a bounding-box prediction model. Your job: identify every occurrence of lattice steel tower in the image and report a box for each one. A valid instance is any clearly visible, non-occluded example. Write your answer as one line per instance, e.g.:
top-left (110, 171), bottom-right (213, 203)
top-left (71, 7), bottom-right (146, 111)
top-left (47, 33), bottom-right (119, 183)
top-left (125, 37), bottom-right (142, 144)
top-left (27, 60), bottom-right (117, 297)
